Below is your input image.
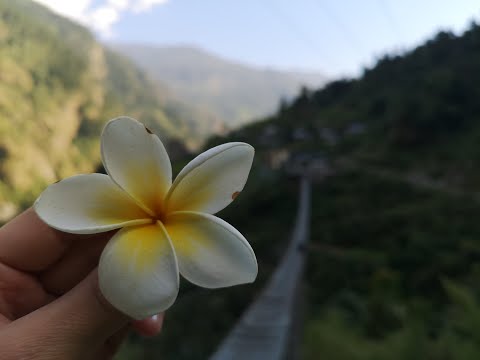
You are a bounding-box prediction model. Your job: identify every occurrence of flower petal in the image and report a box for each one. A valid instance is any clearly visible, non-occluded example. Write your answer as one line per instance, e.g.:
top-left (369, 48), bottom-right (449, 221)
top-left (99, 223), bottom-right (179, 319)
top-left (165, 211), bottom-right (257, 288)
top-left (166, 143), bottom-right (254, 214)
top-left (34, 174), bottom-right (152, 234)
top-left (101, 116), bottom-right (172, 215)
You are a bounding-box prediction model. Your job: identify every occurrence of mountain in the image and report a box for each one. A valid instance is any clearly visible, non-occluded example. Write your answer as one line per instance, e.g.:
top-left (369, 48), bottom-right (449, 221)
top-left (111, 44), bottom-right (328, 128)
top-left (209, 24), bottom-right (480, 187)
top-left (198, 22), bottom-right (480, 359)
top-left (0, 0), bottom-right (196, 220)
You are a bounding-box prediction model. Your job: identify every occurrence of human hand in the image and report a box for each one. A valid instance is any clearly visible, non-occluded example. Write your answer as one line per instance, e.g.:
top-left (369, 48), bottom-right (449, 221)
top-left (0, 208), bottom-right (164, 359)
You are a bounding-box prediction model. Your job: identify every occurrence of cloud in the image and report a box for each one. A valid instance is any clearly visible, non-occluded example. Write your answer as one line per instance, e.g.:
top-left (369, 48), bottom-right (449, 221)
top-left (108, 0), bottom-right (130, 11)
top-left (90, 5), bottom-right (120, 37)
top-left (131, 0), bottom-right (169, 13)
top-left (32, 0), bottom-right (169, 38)
top-left (33, 0), bottom-right (93, 23)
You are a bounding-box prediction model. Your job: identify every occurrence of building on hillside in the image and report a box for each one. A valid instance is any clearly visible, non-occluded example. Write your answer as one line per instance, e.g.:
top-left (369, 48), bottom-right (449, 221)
top-left (345, 122), bottom-right (366, 136)
top-left (265, 148), bottom-right (290, 170)
top-left (258, 125), bottom-right (281, 147)
top-left (318, 127), bottom-right (338, 146)
top-left (285, 152), bottom-right (332, 178)
top-left (292, 127), bottom-right (312, 142)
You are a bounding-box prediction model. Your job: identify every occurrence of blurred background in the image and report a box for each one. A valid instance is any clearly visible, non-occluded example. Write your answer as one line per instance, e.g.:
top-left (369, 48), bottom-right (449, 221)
top-left (2, 0), bottom-right (480, 358)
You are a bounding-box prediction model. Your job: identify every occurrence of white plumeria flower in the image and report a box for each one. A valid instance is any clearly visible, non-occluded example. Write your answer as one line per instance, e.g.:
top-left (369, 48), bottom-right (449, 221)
top-left (34, 116), bottom-right (257, 320)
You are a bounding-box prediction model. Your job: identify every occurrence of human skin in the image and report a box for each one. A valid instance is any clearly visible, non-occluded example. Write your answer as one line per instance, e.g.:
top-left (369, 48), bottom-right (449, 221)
top-left (0, 208), bottom-right (164, 359)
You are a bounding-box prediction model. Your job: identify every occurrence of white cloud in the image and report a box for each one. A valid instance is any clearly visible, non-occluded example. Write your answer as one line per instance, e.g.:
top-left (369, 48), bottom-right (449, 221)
top-left (108, 0), bottom-right (130, 11)
top-left (90, 6), bottom-right (120, 37)
top-left (131, 0), bottom-right (168, 13)
top-left (33, 0), bottom-right (93, 23)
top-left (32, 0), bottom-right (169, 38)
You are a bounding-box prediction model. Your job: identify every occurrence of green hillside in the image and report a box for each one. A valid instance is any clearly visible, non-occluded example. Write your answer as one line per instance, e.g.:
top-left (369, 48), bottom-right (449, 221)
top-left (0, 0), bottom-right (196, 220)
top-left (214, 24), bottom-right (480, 184)
top-left (111, 44), bottom-right (328, 129)
top-left (198, 22), bottom-right (480, 359)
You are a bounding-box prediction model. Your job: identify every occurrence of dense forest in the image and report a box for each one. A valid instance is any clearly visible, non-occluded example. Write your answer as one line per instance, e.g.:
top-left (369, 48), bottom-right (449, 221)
top-left (0, 0), bottom-right (207, 220)
top-left (191, 21), bottom-right (480, 360)
top-left (216, 22), bottom-right (480, 184)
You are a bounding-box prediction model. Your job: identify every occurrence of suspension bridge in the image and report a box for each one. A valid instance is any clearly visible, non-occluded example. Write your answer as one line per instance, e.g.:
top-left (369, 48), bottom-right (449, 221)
top-left (210, 177), bottom-right (311, 360)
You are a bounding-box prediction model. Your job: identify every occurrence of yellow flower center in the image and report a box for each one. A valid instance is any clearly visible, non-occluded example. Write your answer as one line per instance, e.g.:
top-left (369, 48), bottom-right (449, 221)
top-left (151, 202), bottom-right (168, 224)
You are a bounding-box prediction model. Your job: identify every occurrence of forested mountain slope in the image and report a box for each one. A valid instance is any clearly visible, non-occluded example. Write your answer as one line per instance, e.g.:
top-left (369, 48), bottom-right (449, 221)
top-left (112, 44), bottom-right (328, 129)
top-left (0, 0), bottom-right (196, 218)
top-left (211, 22), bottom-right (480, 190)
top-left (199, 22), bottom-right (480, 360)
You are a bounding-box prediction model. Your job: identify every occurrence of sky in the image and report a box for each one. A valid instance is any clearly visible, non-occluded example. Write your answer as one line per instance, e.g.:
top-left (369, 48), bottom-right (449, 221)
top-left (33, 0), bottom-right (480, 78)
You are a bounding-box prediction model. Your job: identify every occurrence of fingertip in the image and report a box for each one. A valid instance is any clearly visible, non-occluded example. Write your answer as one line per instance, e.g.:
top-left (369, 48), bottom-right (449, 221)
top-left (131, 313), bottom-right (165, 337)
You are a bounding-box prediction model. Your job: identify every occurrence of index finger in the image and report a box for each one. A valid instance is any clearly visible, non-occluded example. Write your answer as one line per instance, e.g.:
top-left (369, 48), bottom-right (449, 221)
top-left (0, 208), bottom-right (77, 271)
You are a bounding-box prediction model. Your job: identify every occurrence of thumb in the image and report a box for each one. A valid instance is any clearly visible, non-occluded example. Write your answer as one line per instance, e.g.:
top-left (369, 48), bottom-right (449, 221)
top-left (44, 269), bottom-right (129, 340)
top-left (3, 270), bottom-right (129, 358)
